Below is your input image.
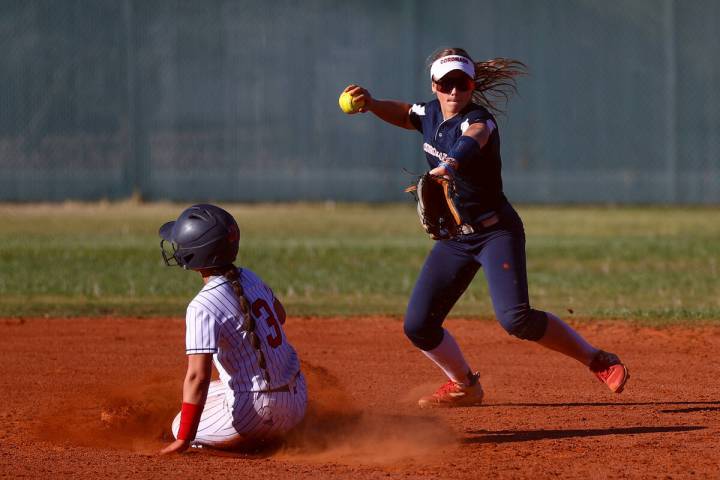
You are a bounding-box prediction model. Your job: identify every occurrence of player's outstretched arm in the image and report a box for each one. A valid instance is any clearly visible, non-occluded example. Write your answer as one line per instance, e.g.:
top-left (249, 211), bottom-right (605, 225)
top-left (159, 353), bottom-right (213, 455)
top-left (342, 84), bottom-right (414, 130)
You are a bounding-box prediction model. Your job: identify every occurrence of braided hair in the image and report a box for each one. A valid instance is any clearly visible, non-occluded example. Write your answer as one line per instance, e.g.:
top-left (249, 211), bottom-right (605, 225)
top-left (221, 265), bottom-right (272, 384)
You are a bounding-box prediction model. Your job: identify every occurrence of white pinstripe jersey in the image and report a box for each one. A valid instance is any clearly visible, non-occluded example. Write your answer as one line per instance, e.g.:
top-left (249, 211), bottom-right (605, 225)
top-left (184, 268), bottom-right (300, 394)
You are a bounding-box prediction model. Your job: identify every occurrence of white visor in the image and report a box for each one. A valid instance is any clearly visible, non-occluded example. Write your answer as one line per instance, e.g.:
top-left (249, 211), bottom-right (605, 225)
top-left (430, 55), bottom-right (475, 81)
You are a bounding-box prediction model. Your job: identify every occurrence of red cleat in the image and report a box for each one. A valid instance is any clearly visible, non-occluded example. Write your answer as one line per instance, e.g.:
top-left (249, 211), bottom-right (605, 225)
top-left (589, 350), bottom-right (629, 393)
top-left (418, 373), bottom-right (484, 408)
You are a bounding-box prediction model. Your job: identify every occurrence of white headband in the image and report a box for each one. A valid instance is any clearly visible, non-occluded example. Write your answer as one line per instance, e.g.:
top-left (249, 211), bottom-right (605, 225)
top-left (430, 55), bottom-right (475, 81)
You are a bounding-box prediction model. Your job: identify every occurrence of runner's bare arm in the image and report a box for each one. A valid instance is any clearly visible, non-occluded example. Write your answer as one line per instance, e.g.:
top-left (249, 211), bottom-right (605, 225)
top-left (159, 354), bottom-right (212, 455)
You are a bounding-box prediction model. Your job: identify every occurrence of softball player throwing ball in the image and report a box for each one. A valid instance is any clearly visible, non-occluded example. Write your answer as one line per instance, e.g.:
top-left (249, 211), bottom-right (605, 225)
top-left (342, 48), bottom-right (629, 407)
top-left (158, 204), bottom-right (306, 454)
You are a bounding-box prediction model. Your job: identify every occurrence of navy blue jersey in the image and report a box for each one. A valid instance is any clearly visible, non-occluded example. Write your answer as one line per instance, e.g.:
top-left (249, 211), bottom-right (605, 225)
top-left (408, 99), bottom-right (508, 224)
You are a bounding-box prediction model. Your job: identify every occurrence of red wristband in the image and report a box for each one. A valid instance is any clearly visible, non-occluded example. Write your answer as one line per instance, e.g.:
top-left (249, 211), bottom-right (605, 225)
top-left (177, 402), bottom-right (202, 441)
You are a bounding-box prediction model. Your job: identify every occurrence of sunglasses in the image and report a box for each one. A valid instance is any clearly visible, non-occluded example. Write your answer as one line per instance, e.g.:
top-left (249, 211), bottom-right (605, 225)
top-left (434, 75), bottom-right (475, 93)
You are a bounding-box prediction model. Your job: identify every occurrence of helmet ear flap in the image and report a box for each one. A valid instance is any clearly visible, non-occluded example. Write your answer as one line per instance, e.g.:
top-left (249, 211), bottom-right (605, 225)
top-left (228, 224), bottom-right (239, 243)
top-left (182, 253), bottom-right (195, 266)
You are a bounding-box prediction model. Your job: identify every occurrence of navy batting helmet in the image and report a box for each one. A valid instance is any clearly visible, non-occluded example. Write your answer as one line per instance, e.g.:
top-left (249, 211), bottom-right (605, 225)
top-left (159, 204), bottom-right (240, 270)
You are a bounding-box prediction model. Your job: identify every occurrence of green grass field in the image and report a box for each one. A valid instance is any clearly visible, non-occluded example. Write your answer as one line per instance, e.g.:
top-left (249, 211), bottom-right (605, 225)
top-left (1, 202), bottom-right (718, 324)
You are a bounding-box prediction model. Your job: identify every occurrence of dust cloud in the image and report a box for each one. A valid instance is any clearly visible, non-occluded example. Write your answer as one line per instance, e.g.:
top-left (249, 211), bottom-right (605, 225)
top-left (36, 362), bottom-right (456, 464)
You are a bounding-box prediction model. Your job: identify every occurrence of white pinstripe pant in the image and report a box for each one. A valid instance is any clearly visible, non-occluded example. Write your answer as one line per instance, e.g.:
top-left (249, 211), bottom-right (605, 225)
top-left (171, 374), bottom-right (307, 448)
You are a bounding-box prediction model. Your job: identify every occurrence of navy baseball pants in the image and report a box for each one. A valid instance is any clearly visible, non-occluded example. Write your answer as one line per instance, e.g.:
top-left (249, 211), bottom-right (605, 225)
top-left (404, 203), bottom-right (549, 351)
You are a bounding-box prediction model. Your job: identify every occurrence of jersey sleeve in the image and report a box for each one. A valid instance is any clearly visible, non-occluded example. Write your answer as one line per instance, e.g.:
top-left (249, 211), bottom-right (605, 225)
top-left (185, 305), bottom-right (220, 354)
top-left (460, 110), bottom-right (496, 135)
top-left (408, 103), bottom-right (427, 133)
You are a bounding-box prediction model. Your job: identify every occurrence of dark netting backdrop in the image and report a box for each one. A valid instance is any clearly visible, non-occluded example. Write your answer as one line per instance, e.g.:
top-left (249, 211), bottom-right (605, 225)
top-left (1, 0), bottom-right (718, 202)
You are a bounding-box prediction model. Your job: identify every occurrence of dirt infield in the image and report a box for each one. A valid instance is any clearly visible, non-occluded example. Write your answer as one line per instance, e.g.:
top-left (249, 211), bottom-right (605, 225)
top-left (2, 316), bottom-right (719, 479)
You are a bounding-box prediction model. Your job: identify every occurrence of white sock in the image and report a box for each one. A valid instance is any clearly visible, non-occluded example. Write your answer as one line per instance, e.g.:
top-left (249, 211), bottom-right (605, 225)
top-left (542, 312), bottom-right (600, 365)
top-left (421, 329), bottom-right (472, 385)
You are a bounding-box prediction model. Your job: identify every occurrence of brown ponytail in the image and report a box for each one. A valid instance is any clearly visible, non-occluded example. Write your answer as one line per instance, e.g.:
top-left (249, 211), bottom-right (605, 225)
top-left (428, 48), bottom-right (527, 115)
top-left (222, 265), bottom-right (271, 383)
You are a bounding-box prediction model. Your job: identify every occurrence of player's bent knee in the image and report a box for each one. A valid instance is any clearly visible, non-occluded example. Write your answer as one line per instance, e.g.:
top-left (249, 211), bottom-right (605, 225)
top-left (499, 307), bottom-right (548, 341)
top-left (403, 317), bottom-right (444, 351)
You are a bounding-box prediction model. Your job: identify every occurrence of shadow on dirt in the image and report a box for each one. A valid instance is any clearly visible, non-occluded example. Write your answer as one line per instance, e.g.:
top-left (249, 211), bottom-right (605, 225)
top-left (484, 401), bottom-right (720, 408)
top-left (462, 425), bottom-right (706, 444)
top-left (182, 438), bottom-right (286, 459)
top-left (659, 406), bottom-right (720, 414)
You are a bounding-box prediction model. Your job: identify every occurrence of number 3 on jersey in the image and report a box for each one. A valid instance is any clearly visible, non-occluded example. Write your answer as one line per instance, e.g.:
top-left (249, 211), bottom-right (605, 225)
top-left (251, 299), bottom-right (283, 348)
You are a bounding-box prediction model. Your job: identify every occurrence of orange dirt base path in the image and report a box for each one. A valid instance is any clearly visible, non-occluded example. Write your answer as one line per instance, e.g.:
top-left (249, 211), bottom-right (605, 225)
top-left (2, 316), bottom-right (719, 479)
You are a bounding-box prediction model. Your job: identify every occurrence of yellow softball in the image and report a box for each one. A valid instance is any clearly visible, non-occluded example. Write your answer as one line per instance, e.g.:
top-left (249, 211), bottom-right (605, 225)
top-left (338, 91), bottom-right (364, 114)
